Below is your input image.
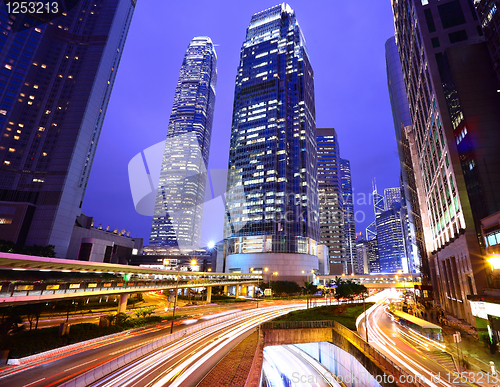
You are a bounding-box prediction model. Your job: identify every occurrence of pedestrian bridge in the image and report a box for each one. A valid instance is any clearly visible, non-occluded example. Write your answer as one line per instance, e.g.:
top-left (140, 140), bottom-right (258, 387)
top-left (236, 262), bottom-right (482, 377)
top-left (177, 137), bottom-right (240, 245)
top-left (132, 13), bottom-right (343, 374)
top-left (0, 253), bottom-right (261, 308)
top-left (317, 274), bottom-right (421, 289)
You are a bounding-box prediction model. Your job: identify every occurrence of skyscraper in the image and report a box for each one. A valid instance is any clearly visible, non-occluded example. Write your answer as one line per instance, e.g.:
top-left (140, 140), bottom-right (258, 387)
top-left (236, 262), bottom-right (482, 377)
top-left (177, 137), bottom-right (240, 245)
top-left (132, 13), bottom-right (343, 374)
top-left (392, 0), bottom-right (500, 324)
top-left (355, 239), bottom-right (370, 275)
top-left (149, 37), bottom-right (217, 250)
top-left (317, 129), bottom-right (343, 275)
top-left (384, 187), bottom-right (401, 211)
top-left (385, 36), bottom-right (426, 276)
top-left (376, 204), bottom-right (406, 273)
top-left (223, 4), bottom-right (320, 281)
top-left (368, 238), bottom-right (380, 274)
top-left (0, 1), bottom-right (136, 257)
top-left (474, 1), bottom-right (500, 81)
top-left (366, 182), bottom-right (384, 240)
top-left (340, 158), bottom-right (358, 274)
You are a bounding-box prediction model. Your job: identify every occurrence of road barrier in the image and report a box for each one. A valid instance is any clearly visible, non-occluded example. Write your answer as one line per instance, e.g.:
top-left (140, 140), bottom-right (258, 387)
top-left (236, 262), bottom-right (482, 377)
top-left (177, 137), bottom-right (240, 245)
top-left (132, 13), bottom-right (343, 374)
top-left (333, 322), bottom-right (426, 387)
top-left (58, 310), bottom-right (251, 387)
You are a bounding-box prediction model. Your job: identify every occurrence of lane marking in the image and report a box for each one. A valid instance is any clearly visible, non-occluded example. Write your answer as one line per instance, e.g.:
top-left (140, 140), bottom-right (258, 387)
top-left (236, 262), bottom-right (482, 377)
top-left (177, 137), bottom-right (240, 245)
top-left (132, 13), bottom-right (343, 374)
top-left (64, 358), bottom-right (97, 372)
top-left (22, 378), bottom-right (45, 387)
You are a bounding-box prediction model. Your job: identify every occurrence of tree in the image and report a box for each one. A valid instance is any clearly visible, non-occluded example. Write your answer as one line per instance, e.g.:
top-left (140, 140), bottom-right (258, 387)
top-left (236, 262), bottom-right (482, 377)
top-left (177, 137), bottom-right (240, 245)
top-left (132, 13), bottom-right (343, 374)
top-left (271, 281), bottom-right (301, 296)
top-left (303, 281), bottom-right (318, 309)
top-left (334, 279), bottom-right (367, 303)
top-left (106, 313), bottom-right (116, 325)
top-left (114, 312), bottom-right (129, 326)
top-left (0, 240), bottom-right (56, 257)
top-left (0, 307), bottom-right (24, 337)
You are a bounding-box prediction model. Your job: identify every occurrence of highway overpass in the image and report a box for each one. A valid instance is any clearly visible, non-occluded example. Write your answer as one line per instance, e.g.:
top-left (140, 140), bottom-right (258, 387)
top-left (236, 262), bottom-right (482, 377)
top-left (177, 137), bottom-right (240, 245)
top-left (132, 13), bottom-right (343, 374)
top-left (0, 253), bottom-right (262, 309)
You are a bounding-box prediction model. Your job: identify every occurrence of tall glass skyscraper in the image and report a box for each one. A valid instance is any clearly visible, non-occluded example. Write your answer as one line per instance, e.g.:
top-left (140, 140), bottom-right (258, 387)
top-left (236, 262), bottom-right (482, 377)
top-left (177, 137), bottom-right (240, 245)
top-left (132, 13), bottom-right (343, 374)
top-left (385, 36), bottom-right (424, 275)
top-left (223, 4), bottom-right (320, 281)
top-left (317, 129), bottom-right (343, 275)
top-left (150, 37), bottom-right (217, 250)
top-left (0, 0), bottom-right (136, 257)
top-left (340, 158), bottom-right (358, 274)
top-left (384, 187), bottom-right (401, 210)
top-left (376, 204), bottom-right (406, 273)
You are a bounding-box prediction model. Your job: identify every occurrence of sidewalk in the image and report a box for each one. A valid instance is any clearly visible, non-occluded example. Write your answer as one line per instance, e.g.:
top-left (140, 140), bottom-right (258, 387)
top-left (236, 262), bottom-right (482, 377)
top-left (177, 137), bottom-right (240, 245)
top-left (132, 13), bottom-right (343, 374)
top-left (419, 307), bottom-right (500, 386)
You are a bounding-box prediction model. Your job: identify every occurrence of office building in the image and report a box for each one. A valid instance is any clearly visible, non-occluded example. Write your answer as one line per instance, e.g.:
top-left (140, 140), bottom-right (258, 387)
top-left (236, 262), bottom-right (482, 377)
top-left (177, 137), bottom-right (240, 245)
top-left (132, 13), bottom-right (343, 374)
top-left (223, 4), bottom-right (320, 282)
top-left (386, 36), bottom-right (427, 276)
top-left (376, 204), bottom-right (407, 273)
top-left (384, 187), bottom-right (401, 210)
top-left (149, 37), bottom-right (217, 250)
top-left (356, 238), bottom-right (370, 275)
top-left (0, 1), bottom-right (136, 257)
top-left (474, 1), bottom-right (500, 81)
top-left (392, 0), bottom-right (500, 324)
top-left (340, 158), bottom-right (358, 273)
top-left (366, 183), bottom-right (384, 241)
top-left (317, 129), bottom-right (344, 275)
top-left (368, 238), bottom-right (380, 273)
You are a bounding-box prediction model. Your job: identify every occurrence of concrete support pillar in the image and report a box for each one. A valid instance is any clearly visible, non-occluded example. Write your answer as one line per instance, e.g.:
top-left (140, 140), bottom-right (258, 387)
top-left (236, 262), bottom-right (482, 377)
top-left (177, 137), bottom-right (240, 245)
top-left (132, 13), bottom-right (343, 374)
top-left (223, 285), bottom-right (228, 295)
top-left (206, 286), bottom-right (212, 304)
top-left (118, 294), bottom-right (129, 313)
top-left (236, 285), bottom-right (240, 298)
top-left (251, 286), bottom-right (255, 298)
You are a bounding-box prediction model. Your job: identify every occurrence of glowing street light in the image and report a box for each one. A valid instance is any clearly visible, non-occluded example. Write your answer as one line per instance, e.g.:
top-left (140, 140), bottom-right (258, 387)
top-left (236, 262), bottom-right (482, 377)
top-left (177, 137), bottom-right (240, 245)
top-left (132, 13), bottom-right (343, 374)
top-left (488, 255), bottom-right (500, 270)
top-left (207, 241), bottom-right (215, 249)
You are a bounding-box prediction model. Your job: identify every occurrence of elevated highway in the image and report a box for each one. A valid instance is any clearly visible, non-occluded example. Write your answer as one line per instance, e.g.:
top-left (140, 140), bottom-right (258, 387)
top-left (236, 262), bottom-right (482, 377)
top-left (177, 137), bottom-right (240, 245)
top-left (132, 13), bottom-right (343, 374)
top-left (0, 253), bottom-right (261, 309)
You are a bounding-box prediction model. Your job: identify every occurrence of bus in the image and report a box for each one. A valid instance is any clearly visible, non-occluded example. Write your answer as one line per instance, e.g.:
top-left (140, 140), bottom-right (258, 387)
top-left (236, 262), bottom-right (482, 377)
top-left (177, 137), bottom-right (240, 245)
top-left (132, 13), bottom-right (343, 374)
top-left (391, 309), bottom-right (443, 342)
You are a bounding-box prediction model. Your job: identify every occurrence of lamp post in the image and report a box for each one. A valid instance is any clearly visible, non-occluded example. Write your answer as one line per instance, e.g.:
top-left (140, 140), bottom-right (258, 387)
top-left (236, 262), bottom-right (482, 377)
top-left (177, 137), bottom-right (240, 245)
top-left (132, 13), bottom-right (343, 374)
top-left (363, 292), bottom-right (369, 343)
top-left (251, 268), bottom-right (259, 308)
top-left (170, 259), bottom-right (182, 334)
top-left (264, 267), bottom-right (269, 295)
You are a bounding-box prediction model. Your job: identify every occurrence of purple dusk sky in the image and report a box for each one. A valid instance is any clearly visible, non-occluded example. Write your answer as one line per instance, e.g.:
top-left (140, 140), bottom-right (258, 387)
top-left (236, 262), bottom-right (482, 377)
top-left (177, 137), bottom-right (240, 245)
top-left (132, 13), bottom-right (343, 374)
top-left (82, 1), bottom-right (401, 244)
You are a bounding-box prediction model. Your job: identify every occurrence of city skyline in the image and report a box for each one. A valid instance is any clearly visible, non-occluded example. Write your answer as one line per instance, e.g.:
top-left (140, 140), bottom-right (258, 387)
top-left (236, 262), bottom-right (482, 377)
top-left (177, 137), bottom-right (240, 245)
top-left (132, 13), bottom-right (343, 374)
top-left (81, 1), bottom-right (400, 245)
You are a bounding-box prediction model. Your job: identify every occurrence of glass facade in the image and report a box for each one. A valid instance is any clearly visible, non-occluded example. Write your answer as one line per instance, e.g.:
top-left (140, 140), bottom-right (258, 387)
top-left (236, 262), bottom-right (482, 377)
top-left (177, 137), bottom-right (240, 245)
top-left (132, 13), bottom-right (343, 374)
top-left (340, 158), bottom-right (358, 274)
top-left (376, 205), bottom-right (406, 273)
top-left (391, 0), bottom-right (481, 253)
top-left (317, 129), bottom-right (343, 274)
top-left (0, 0), bottom-right (136, 256)
top-left (392, 0), bottom-right (500, 323)
top-left (475, 0), bottom-right (500, 81)
top-left (224, 3), bottom-right (319, 255)
top-left (384, 187), bottom-right (402, 210)
top-left (368, 238), bottom-right (380, 274)
top-left (385, 36), bottom-right (426, 275)
top-left (150, 37), bottom-right (217, 250)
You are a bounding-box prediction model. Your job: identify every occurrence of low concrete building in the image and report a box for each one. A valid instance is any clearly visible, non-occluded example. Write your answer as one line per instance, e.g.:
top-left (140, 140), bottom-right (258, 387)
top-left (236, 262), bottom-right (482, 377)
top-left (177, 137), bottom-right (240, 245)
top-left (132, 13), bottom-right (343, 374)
top-left (67, 214), bottom-right (143, 264)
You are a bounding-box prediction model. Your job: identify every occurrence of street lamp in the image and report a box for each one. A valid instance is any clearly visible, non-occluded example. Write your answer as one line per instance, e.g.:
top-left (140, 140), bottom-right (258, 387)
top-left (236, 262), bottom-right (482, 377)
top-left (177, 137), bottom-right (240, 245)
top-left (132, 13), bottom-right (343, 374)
top-left (488, 255), bottom-right (500, 270)
top-left (170, 259), bottom-right (182, 334)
